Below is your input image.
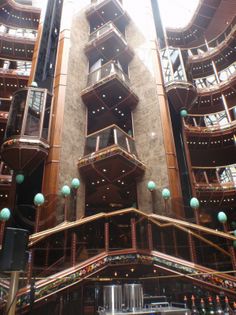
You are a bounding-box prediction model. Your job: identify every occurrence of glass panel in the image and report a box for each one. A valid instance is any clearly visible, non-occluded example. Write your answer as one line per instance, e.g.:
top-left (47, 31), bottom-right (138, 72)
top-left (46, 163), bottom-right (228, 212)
top-left (24, 90), bottom-right (44, 137)
top-left (85, 136), bottom-right (97, 155)
top-left (5, 90), bottom-right (27, 138)
top-left (98, 128), bottom-right (115, 150)
top-left (116, 128), bottom-right (127, 151)
top-left (42, 94), bottom-right (52, 140)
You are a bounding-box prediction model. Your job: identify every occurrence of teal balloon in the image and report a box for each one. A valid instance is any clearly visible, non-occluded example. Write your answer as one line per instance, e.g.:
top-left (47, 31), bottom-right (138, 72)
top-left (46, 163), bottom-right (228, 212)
top-left (147, 181), bottom-right (156, 192)
top-left (16, 174), bottom-right (24, 184)
top-left (71, 178), bottom-right (80, 189)
top-left (61, 185), bottom-right (71, 197)
top-left (233, 240), bottom-right (236, 249)
top-left (0, 208), bottom-right (11, 221)
top-left (162, 188), bottom-right (171, 200)
top-left (34, 193), bottom-right (45, 206)
top-left (190, 197), bottom-right (199, 209)
top-left (217, 211), bottom-right (227, 223)
top-left (180, 109), bottom-right (188, 118)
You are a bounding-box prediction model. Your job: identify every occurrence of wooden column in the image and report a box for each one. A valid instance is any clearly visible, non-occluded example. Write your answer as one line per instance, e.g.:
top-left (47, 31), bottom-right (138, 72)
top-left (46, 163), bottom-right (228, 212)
top-left (147, 222), bottom-right (153, 251)
top-left (188, 231), bottom-right (197, 263)
top-left (131, 218), bottom-right (137, 250)
top-left (71, 232), bottom-right (77, 266)
top-left (41, 0), bottom-right (74, 229)
top-left (104, 222), bottom-right (109, 252)
top-left (153, 41), bottom-right (184, 217)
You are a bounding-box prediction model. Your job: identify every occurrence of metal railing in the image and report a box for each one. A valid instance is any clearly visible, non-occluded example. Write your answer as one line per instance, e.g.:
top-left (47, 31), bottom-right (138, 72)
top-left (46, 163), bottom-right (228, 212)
top-left (84, 124), bottom-right (137, 156)
top-left (89, 21), bottom-right (125, 42)
top-left (184, 105), bottom-right (236, 133)
top-left (86, 60), bottom-right (130, 88)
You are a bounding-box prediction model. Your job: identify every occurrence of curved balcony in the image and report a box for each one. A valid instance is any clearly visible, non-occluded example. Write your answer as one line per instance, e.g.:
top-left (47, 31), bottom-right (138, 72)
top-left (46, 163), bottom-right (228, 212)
top-left (192, 165), bottom-right (236, 205)
top-left (0, 0), bottom-right (40, 30)
top-left (1, 87), bottom-right (52, 173)
top-left (194, 63), bottom-right (236, 99)
top-left (0, 23), bottom-right (37, 40)
top-left (160, 47), bottom-right (197, 111)
top-left (184, 105), bottom-right (236, 137)
top-left (86, 0), bottom-right (129, 31)
top-left (0, 68), bottom-right (28, 98)
top-left (78, 124), bottom-right (145, 182)
top-left (81, 60), bottom-right (139, 111)
top-left (0, 35), bottom-right (34, 61)
top-left (85, 21), bottom-right (134, 65)
top-left (187, 16), bottom-right (236, 65)
top-left (166, 0), bottom-right (220, 47)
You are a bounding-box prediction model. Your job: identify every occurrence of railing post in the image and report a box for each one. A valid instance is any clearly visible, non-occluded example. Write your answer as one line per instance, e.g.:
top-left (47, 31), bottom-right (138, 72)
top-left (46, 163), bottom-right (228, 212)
top-left (188, 231), bottom-right (197, 263)
top-left (105, 221), bottom-right (109, 252)
top-left (172, 228), bottom-right (178, 257)
top-left (131, 218), bottom-right (137, 250)
top-left (147, 222), bottom-right (153, 251)
top-left (71, 232), bottom-right (77, 266)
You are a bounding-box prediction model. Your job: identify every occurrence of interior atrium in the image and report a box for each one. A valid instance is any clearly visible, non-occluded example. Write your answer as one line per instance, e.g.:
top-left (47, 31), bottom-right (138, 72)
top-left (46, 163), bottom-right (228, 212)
top-left (0, 0), bottom-right (236, 314)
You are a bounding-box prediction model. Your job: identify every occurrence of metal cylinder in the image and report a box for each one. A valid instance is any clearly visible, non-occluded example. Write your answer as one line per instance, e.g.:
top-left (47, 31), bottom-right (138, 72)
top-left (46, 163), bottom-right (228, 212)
top-left (103, 285), bottom-right (122, 313)
top-left (123, 283), bottom-right (143, 311)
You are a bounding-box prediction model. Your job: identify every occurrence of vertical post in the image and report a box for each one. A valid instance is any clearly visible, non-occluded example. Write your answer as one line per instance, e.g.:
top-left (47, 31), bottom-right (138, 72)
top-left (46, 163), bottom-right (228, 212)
top-left (221, 94), bottom-right (232, 123)
top-left (223, 223), bottom-right (236, 272)
top-left (34, 205), bottom-right (40, 233)
top-left (147, 222), bottom-right (153, 251)
top-left (45, 242), bottom-right (50, 268)
top-left (71, 232), bottom-right (77, 266)
top-left (0, 222), bottom-right (5, 249)
top-left (131, 218), bottom-right (137, 250)
top-left (105, 221), bottom-right (109, 252)
top-left (172, 228), bottom-right (178, 257)
top-left (6, 271), bottom-right (20, 315)
top-left (160, 231), bottom-right (165, 253)
top-left (188, 231), bottom-right (197, 263)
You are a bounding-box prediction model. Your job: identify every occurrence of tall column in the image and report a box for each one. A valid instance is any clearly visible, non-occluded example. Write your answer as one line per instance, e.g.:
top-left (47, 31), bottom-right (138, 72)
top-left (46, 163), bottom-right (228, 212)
top-left (41, 0), bottom-right (74, 228)
top-left (131, 218), bottom-right (137, 250)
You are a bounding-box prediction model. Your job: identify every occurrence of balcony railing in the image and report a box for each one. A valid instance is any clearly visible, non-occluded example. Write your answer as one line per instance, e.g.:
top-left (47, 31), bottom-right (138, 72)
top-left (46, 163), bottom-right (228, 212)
top-left (86, 60), bottom-right (130, 89)
top-left (187, 16), bottom-right (236, 60)
top-left (89, 21), bottom-right (126, 44)
top-left (0, 24), bottom-right (37, 41)
top-left (184, 105), bottom-right (236, 133)
top-left (194, 61), bottom-right (236, 90)
top-left (193, 164), bottom-right (236, 191)
top-left (84, 124), bottom-right (137, 157)
top-left (0, 67), bottom-right (30, 77)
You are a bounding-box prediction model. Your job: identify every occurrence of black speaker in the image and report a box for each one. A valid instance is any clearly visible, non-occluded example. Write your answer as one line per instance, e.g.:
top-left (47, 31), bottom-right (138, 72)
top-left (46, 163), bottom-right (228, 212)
top-left (0, 227), bottom-right (29, 271)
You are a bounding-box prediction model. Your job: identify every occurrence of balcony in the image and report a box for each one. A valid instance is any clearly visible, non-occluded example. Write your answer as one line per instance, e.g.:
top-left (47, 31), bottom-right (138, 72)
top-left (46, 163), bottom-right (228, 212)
top-left (85, 21), bottom-right (134, 65)
top-left (0, 36), bottom-right (34, 61)
top-left (1, 87), bottom-right (52, 173)
top-left (188, 17), bottom-right (236, 65)
top-left (0, 69), bottom-right (28, 99)
top-left (193, 165), bottom-right (236, 205)
top-left (160, 47), bottom-right (197, 111)
top-left (194, 61), bottom-right (236, 92)
top-left (81, 61), bottom-right (139, 111)
top-left (86, 0), bottom-right (129, 31)
top-left (184, 105), bottom-right (236, 137)
top-left (78, 125), bottom-right (145, 182)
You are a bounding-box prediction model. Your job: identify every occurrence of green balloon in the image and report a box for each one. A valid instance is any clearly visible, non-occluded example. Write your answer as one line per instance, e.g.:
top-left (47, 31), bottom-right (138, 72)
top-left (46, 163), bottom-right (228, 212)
top-left (190, 197), bottom-right (200, 209)
top-left (71, 178), bottom-right (80, 189)
top-left (34, 193), bottom-right (45, 206)
top-left (162, 188), bottom-right (171, 200)
top-left (147, 181), bottom-right (156, 192)
top-left (217, 211), bottom-right (227, 223)
top-left (0, 208), bottom-right (11, 221)
top-left (180, 109), bottom-right (188, 118)
top-left (61, 185), bottom-right (71, 197)
top-left (16, 174), bottom-right (24, 184)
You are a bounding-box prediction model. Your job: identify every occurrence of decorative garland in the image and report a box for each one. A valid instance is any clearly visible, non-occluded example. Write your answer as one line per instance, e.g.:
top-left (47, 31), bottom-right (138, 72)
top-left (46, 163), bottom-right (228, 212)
top-left (15, 253), bottom-right (236, 308)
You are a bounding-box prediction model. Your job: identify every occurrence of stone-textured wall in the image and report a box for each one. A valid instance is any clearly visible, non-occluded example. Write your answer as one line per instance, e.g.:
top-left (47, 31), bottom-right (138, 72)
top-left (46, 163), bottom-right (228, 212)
top-left (58, 0), bottom-right (90, 221)
top-left (124, 0), bottom-right (170, 214)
